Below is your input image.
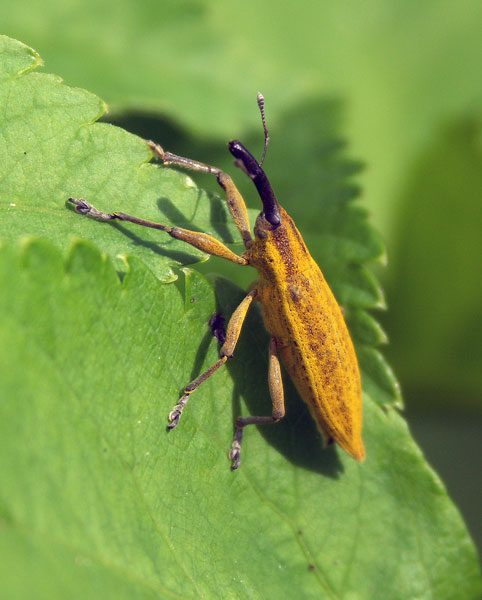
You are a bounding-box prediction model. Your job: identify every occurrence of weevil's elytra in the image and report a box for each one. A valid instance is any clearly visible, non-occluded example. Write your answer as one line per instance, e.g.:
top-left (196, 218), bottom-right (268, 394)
top-left (68, 93), bottom-right (365, 468)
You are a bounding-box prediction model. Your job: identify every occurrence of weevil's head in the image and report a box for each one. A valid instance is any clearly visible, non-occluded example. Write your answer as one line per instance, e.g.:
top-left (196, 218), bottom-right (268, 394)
top-left (228, 140), bottom-right (281, 232)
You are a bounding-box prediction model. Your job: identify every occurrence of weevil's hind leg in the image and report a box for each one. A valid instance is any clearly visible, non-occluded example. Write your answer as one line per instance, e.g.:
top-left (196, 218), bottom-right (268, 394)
top-left (168, 288), bottom-right (257, 429)
top-left (229, 338), bottom-right (286, 470)
top-left (147, 141), bottom-right (253, 248)
top-left (68, 198), bottom-right (247, 266)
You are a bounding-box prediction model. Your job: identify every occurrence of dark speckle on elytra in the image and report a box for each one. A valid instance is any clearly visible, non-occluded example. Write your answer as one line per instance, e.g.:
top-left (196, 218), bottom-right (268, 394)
top-left (289, 286), bottom-right (302, 303)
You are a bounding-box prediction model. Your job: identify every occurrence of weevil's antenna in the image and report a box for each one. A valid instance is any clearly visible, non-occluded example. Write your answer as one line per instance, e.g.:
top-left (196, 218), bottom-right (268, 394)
top-left (257, 93), bottom-right (270, 167)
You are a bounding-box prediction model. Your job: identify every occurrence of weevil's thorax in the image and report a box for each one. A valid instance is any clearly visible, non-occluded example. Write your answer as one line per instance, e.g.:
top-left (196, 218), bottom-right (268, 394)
top-left (247, 206), bottom-right (312, 283)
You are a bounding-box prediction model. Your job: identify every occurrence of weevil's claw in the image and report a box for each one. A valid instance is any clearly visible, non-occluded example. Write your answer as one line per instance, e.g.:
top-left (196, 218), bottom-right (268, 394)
top-left (146, 140), bottom-right (166, 161)
top-left (229, 441), bottom-right (241, 470)
top-left (68, 198), bottom-right (114, 222)
top-left (68, 197), bottom-right (90, 213)
top-left (229, 428), bottom-right (244, 470)
top-left (167, 409), bottom-right (181, 430)
top-left (167, 394), bottom-right (189, 430)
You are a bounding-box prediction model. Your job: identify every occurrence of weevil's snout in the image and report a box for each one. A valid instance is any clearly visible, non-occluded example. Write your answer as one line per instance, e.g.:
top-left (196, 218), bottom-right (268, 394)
top-left (228, 140), bottom-right (281, 227)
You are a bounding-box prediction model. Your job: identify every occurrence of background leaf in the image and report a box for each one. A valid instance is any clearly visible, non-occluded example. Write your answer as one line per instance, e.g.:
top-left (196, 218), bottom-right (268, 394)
top-left (384, 118), bottom-right (482, 410)
top-left (2, 0), bottom-right (481, 238)
top-left (0, 36), bottom-right (480, 599)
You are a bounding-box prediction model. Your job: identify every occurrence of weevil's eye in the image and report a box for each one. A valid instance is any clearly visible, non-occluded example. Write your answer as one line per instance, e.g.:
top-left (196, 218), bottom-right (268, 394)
top-left (254, 226), bottom-right (268, 240)
top-left (254, 214), bottom-right (273, 240)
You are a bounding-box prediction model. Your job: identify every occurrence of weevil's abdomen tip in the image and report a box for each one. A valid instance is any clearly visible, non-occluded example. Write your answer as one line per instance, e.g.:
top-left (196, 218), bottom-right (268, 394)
top-left (350, 441), bottom-right (366, 462)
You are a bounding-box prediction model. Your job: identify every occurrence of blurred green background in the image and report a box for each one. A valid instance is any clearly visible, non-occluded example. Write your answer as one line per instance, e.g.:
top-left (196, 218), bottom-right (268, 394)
top-left (3, 0), bottom-right (481, 552)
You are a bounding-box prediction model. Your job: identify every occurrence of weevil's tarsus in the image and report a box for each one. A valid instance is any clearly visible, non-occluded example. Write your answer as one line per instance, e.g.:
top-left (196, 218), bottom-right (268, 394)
top-left (69, 197), bottom-right (170, 230)
top-left (147, 140), bottom-right (221, 176)
top-left (257, 93), bottom-right (270, 167)
top-left (167, 393), bottom-right (190, 429)
top-left (230, 338), bottom-right (285, 469)
top-left (68, 198), bottom-right (115, 222)
top-left (167, 357), bottom-right (228, 429)
top-left (229, 428), bottom-right (243, 470)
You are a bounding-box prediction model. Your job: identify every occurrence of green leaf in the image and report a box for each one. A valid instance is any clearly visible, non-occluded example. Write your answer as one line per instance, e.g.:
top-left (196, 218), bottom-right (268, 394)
top-left (1, 239), bottom-right (481, 599)
top-left (1, 37), bottom-right (480, 599)
top-left (0, 35), bottom-right (245, 283)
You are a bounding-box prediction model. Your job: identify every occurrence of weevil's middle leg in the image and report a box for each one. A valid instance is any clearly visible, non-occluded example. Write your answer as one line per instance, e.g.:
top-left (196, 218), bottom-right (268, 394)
top-left (148, 141), bottom-right (253, 248)
top-left (229, 338), bottom-right (286, 470)
top-left (168, 288), bottom-right (257, 429)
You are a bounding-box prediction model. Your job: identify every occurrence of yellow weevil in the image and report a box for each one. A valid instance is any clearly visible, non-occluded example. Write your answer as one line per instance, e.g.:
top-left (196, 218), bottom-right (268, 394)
top-left (69, 94), bottom-right (365, 469)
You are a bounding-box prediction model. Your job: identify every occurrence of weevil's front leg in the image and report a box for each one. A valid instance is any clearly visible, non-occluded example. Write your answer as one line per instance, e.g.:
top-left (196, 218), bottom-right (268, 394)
top-left (147, 141), bottom-right (253, 248)
top-left (68, 198), bottom-right (247, 266)
top-left (168, 288), bottom-right (257, 430)
top-left (229, 338), bottom-right (285, 469)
